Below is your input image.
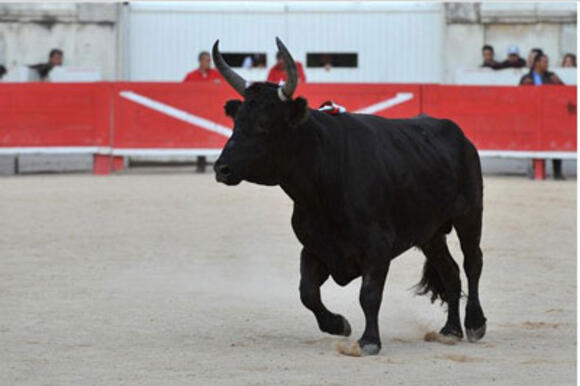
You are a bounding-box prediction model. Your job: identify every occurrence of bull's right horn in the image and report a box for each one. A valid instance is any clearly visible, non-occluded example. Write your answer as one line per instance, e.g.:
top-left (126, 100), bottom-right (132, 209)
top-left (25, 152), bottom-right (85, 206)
top-left (212, 39), bottom-right (248, 97)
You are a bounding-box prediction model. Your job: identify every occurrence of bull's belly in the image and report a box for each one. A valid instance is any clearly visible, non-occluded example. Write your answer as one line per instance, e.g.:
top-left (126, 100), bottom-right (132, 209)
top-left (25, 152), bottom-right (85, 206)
top-left (315, 245), bottom-right (362, 286)
top-left (291, 207), bottom-right (454, 285)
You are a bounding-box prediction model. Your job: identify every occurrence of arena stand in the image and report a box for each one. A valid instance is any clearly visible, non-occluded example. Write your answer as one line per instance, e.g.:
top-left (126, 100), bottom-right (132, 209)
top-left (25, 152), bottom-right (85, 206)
top-left (0, 82), bottom-right (575, 179)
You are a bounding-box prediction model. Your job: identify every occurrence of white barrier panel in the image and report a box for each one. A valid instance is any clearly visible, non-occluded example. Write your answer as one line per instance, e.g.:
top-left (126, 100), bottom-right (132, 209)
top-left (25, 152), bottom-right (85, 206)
top-left (49, 66), bottom-right (102, 82)
top-left (2, 66), bottom-right (40, 82)
top-left (454, 67), bottom-right (577, 86)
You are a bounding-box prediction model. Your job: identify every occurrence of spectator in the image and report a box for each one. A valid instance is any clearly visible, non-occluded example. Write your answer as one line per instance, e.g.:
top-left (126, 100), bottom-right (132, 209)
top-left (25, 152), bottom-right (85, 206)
top-left (526, 48), bottom-right (542, 68)
top-left (498, 45), bottom-right (526, 69)
top-left (519, 52), bottom-right (563, 86)
top-left (29, 48), bottom-right (63, 80)
top-left (0, 65), bottom-right (6, 80)
top-left (183, 51), bottom-right (222, 83)
top-left (481, 45), bottom-right (500, 69)
top-left (267, 51), bottom-right (306, 84)
top-left (561, 53), bottom-right (576, 68)
top-left (520, 51), bottom-right (565, 180)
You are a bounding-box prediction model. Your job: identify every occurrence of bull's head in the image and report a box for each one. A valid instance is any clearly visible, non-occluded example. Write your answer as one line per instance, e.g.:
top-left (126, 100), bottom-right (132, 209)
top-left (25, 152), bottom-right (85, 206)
top-left (213, 37), bottom-right (308, 186)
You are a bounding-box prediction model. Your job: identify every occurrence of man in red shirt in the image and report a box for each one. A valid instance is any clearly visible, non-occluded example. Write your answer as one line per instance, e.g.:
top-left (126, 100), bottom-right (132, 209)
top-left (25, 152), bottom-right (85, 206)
top-left (183, 51), bottom-right (222, 83)
top-left (267, 51), bottom-right (306, 84)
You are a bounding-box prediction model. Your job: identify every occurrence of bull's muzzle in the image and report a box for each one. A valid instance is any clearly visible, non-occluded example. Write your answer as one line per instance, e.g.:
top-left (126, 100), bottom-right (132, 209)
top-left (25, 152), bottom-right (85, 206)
top-left (214, 162), bottom-right (231, 182)
top-left (214, 161), bottom-right (241, 185)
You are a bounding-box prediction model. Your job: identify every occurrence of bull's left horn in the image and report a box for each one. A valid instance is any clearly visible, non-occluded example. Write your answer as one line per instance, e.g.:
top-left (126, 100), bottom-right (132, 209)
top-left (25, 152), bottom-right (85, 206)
top-left (212, 39), bottom-right (247, 97)
top-left (275, 37), bottom-right (298, 101)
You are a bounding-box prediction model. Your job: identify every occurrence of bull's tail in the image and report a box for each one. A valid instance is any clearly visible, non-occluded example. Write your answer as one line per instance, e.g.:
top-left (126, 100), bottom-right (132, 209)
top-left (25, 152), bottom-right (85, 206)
top-left (414, 259), bottom-right (447, 304)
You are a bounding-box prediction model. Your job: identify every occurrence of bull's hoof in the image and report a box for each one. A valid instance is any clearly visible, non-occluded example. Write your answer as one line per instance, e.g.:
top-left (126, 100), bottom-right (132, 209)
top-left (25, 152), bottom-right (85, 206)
top-left (439, 324), bottom-right (463, 341)
top-left (336, 340), bottom-right (381, 356)
top-left (360, 342), bottom-right (381, 356)
top-left (466, 323), bottom-right (486, 343)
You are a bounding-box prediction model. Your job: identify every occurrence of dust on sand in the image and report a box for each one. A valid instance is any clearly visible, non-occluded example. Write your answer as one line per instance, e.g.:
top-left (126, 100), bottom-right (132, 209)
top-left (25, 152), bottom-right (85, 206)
top-left (423, 331), bottom-right (459, 345)
top-left (0, 174), bottom-right (576, 385)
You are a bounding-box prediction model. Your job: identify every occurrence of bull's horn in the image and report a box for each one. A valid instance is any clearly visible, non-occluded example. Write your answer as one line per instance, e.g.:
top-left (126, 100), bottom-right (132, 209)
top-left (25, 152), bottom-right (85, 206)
top-left (212, 39), bottom-right (247, 96)
top-left (275, 37), bottom-right (298, 101)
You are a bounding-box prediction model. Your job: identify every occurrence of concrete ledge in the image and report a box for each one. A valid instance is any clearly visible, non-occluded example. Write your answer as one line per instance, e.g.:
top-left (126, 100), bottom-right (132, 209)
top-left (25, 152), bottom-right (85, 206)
top-left (76, 4), bottom-right (117, 23)
top-left (0, 3), bottom-right (76, 22)
top-left (18, 154), bottom-right (93, 174)
top-left (481, 157), bottom-right (576, 178)
top-left (445, 4), bottom-right (479, 24)
top-left (0, 155), bottom-right (16, 175)
top-left (480, 3), bottom-right (576, 24)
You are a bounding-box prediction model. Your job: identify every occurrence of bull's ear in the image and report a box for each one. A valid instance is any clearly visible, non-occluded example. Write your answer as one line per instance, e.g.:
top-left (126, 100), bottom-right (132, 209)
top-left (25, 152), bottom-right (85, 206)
top-left (288, 97), bottom-right (308, 127)
top-left (224, 99), bottom-right (242, 120)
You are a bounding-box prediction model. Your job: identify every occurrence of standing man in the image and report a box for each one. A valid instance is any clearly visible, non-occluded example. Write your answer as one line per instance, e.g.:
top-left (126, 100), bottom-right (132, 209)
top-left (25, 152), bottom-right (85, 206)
top-left (519, 52), bottom-right (563, 86)
top-left (183, 51), bottom-right (222, 83)
top-left (519, 52), bottom-right (565, 180)
top-left (267, 51), bottom-right (306, 84)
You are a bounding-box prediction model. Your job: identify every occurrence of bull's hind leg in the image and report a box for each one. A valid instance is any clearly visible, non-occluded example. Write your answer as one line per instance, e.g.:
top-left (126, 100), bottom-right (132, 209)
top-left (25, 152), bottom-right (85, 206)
top-left (299, 249), bottom-right (351, 337)
top-left (454, 210), bottom-right (487, 342)
top-left (420, 234), bottom-right (463, 340)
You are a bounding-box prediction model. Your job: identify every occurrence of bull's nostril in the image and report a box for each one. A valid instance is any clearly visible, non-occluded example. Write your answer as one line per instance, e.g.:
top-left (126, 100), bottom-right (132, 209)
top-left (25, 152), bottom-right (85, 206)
top-left (217, 164), bottom-right (231, 176)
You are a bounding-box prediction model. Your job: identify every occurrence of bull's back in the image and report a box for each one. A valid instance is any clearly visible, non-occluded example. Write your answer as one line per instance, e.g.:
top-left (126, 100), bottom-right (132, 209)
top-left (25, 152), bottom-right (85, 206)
top-left (336, 112), bottom-right (479, 243)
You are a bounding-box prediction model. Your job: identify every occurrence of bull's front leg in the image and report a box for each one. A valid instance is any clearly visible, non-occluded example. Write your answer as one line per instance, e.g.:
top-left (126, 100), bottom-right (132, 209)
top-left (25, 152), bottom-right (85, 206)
top-left (299, 248), bottom-right (351, 336)
top-left (358, 262), bottom-right (390, 355)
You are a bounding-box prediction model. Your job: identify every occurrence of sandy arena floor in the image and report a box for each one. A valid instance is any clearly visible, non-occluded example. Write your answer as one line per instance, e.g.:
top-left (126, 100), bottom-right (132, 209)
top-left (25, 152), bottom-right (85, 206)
top-left (0, 173), bottom-right (576, 385)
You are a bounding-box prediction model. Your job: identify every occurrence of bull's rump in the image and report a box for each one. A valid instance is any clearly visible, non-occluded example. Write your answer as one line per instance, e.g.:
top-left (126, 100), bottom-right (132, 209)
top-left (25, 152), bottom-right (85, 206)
top-left (317, 111), bottom-right (480, 246)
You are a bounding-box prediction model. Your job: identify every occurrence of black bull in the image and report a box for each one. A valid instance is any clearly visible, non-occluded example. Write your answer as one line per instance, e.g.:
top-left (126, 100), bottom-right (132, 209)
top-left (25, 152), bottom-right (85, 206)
top-left (212, 38), bottom-right (487, 356)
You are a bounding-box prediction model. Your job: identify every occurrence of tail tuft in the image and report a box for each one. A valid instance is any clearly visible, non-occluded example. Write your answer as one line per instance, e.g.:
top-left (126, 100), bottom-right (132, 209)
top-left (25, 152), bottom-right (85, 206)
top-left (414, 259), bottom-right (447, 304)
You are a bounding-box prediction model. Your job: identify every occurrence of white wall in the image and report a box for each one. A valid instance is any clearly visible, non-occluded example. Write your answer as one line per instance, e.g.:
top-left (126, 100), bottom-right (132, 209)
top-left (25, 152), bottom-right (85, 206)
top-left (126, 1), bottom-right (444, 83)
top-left (0, 4), bottom-right (119, 80)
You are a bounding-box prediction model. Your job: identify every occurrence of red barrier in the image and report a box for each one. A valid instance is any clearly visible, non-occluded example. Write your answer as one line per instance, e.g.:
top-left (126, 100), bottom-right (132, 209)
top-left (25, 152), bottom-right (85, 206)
top-left (0, 83), bottom-right (111, 146)
top-left (540, 86), bottom-right (577, 151)
top-left (111, 83), bottom-right (421, 150)
top-left (0, 82), bottom-right (576, 178)
top-left (113, 82), bottom-right (238, 149)
top-left (422, 85), bottom-right (577, 152)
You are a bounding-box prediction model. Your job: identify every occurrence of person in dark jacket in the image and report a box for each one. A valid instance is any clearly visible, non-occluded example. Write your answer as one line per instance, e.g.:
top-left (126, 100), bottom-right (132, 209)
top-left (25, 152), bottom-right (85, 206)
top-left (29, 48), bottom-right (63, 80)
top-left (519, 51), bottom-right (563, 85)
top-left (481, 45), bottom-right (500, 69)
top-left (498, 45), bottom-right (526, 69)
top-left (520, 51), bottom-right (566, 180)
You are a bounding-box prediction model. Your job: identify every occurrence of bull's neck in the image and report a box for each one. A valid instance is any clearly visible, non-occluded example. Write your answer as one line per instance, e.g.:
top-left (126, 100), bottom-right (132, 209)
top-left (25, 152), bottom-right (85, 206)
top-left (278, 111), bottom-right (335, 207)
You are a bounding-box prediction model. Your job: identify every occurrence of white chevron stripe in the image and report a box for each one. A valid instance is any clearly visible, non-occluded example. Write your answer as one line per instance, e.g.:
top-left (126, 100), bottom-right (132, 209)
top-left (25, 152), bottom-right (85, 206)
top-left (119, 91), bottom-right (233, 137)
top-left (354, 92), bottom-right (414, 114)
